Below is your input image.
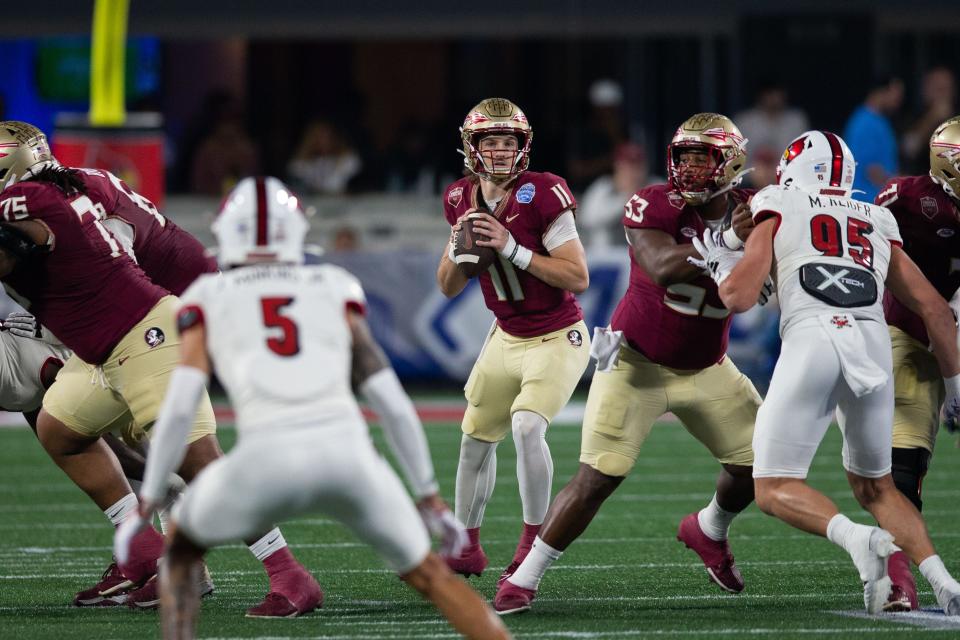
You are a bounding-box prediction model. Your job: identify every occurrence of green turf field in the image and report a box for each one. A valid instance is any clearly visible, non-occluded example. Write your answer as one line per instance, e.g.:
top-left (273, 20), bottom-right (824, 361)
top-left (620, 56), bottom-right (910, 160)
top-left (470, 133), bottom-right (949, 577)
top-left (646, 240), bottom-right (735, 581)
top-left (2, 418), bottom-right (960, 639)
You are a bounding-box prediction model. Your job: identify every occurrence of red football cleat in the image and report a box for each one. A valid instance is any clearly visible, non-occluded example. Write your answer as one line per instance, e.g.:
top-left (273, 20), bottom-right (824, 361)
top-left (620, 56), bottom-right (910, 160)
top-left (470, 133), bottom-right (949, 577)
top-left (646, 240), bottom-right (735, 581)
top-left (246, 593), bottom-right (301, 618)
top-left (73, 561), bottom-right (136, 606)
top-left (445, 543), bottom-right (488, 578)
top-left (127, 564), bottom-right (216, 610)
top-left (251, 563), bottom-right (323, 618)
top-left (677, 512), bottom-right (744, 593)
top-left (494, 579), bottom-right (536, 615)
top-left (497, 559), bottom-right (522, 589)
top-left (498, 522), bottom-right (540, 588)
top-left (884, 550), bottom-right (918, 612)
top-left (117, 525), bottom-right (165, 584)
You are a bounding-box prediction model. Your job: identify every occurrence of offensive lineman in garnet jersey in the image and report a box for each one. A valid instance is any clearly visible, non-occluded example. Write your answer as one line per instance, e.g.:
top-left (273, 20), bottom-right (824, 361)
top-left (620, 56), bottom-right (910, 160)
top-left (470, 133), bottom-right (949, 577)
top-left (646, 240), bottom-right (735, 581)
top-left (874, 115), bottom-right (960, 610)
top-left (496, 113), bottom-right (763, 614)
top-left (436, 98), bottom-right (591, 583)
top-left (0, 122), bottom-right (317, 616)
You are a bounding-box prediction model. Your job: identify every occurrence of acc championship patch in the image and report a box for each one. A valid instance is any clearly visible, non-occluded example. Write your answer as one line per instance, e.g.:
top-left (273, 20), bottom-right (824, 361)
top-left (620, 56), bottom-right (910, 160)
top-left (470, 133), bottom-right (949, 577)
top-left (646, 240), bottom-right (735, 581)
top-left (144, 327), bottom-right (166, 348)
top-left (516, 182), bottom-right (536, 204)
top-left (567, 329), bottom-right (583, 347)
top-left (447, 186), bottom-right (463, 208)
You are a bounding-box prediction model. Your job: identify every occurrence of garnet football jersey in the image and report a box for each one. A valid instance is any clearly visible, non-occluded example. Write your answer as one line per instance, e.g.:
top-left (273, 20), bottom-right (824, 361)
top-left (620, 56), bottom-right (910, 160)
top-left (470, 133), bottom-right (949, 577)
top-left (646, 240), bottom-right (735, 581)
top-left (0, 177), bottom-right (167, 364)
top-left (443, 171), bottom-right (583, 337)
top-left (751, 184), bottom-right (901, 333)
top-left (75, 169), bottom-right (218, 296)
top-left (611, 184), bottom-right (752, 370)
top-left (178, 264), bottom-right (368, 438)
top-left (876, 175), bottom-right (960, 344)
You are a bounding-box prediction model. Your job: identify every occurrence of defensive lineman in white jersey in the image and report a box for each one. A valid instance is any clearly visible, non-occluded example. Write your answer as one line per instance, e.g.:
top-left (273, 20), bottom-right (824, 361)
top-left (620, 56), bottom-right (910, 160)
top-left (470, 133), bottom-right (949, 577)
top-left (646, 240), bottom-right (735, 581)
top-left (692, 131), bottom-right (960, 615)
top-left (114, 176), bottom-right (511, 640)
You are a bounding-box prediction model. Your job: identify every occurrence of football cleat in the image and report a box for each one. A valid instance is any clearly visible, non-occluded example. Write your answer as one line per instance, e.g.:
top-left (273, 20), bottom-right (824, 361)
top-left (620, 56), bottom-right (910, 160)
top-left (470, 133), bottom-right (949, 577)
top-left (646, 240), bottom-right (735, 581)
top-left (850, 527), bottom-right (896, 615)
top-left (677, 513), bottom-right (744, 593)
top-left (494, 579), bottom-right (536, 615)
top-left (118, 524), bottom-right (166, 584)
top-left (934, 582), bottom-right (960, 616)
top-left (884, 550), bottom-right (917, 612)
top-left (127, 564), bottom-right (216, 610)
top-left (73, 561), bottom-right (136, 606)
top-left (497, 559), bottom-right (522, 589)
top-left (252, 564), bottom-right (323, 618)
top-left (445, 543), bottom-right (488, 578)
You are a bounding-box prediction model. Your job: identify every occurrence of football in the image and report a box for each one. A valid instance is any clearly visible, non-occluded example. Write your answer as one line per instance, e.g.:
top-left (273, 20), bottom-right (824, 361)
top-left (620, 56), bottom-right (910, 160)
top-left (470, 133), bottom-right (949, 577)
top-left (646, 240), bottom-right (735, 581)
top-left (453, 210), bottom-right (496, 278)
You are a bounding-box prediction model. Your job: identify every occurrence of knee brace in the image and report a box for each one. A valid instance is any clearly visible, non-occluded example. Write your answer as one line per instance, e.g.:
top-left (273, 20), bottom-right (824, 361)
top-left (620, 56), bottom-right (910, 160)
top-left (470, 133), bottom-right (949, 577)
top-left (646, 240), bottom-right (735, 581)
top-left (891, 447), bottom-right (931, 512)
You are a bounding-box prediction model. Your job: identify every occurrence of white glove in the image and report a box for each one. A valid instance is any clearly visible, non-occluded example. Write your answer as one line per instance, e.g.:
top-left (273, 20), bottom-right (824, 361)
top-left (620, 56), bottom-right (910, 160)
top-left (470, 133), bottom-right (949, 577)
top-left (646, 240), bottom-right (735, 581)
top-left (758, 276), bottom-right (775, 306)
top-left (688, 229), bottom-right (742, 285)
top-left (418, 499), bottom-right (468, 558)
top-left (2, 311), bottom-right (38, 338)
top-left (944, 374), bottom-right (960, 434)
top-left (113, 510), bottom-right (150, 568)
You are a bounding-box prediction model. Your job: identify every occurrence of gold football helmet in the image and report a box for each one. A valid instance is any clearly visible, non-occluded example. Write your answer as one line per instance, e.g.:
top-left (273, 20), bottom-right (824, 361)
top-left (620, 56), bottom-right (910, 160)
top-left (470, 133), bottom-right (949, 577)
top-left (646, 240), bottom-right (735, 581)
top-left (667, 113), bottom-right (748, 206)
top-left (930, 116), bottom-right (960, 202)
top-left (460, 98), bottom-right (532, 182)
top-left (0, 121), bottom-right (53, 192)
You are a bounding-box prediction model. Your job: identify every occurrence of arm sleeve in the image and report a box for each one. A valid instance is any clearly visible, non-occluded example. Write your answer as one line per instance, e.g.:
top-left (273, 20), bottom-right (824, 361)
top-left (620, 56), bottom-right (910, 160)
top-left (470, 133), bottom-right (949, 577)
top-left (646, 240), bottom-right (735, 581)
top-left (542, 210), bottom-right (579, 251)
top-left (359, 368), bottom-right (439, 498)
top-left (139, 366), bottom-right (209, 503)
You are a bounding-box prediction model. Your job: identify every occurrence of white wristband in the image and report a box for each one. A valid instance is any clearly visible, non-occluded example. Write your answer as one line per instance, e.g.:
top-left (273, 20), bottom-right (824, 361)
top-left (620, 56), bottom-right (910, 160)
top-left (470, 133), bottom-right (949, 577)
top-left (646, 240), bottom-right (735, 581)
top-left (500, 232), bottom-right (533, 270)
top-left (721, 227), bottom-right (743, 250)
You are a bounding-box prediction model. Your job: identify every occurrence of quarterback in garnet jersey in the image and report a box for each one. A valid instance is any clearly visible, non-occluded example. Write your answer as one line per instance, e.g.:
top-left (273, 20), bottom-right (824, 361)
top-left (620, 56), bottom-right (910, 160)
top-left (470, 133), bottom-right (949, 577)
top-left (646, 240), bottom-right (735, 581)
top-left (873, 115), bottom-right (960, 610)
top-left (436, 98), bottom-right (591, 584)
top-left (497, 113), bottom-right (763, 614)
top-left (0, 121), bottom-right (316, 616)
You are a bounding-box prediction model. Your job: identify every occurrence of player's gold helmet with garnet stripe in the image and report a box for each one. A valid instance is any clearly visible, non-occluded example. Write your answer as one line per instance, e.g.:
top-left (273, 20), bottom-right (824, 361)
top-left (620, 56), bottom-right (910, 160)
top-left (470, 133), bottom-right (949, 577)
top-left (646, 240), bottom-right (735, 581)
top-left (667, 113), bottom-right (749, 206)
top-left (930, 115), bottom-right (960, 202)
top-left (0, 121), bottom-right (54, 193)
top-left (460, 98), bottom-right (533, 183)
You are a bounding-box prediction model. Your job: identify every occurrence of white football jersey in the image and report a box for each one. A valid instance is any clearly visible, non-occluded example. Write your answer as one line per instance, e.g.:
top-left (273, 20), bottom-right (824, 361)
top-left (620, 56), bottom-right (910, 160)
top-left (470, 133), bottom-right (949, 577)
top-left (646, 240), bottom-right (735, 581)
top-left (179, 264), bottom-right (367, 437)
top-left (751, 185), bottom-right (902, 332)
top-left (0, 330), bottom-right (71, 412)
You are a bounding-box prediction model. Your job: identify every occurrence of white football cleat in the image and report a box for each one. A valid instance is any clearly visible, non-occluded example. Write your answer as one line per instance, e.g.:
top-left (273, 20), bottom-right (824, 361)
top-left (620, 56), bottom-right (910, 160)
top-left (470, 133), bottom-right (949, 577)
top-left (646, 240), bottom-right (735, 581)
top-left (849, 527), bottom-right (897, 614)
top-left (934, 580), bottom-right (960, 616)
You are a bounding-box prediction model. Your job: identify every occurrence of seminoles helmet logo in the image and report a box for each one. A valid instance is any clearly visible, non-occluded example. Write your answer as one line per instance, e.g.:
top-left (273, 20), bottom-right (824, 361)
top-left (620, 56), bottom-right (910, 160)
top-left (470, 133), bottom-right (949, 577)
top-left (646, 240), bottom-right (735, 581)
top-left (930, 117), bottom-right (960, 203)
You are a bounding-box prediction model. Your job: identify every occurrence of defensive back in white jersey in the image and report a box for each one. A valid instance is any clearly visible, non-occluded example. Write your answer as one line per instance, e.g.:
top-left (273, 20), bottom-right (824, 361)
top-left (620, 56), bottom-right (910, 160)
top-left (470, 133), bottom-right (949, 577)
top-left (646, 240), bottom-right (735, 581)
top-left (751, 184), bottom-right (902, 332)
top-left (179, 263), bottom-right (367, 436)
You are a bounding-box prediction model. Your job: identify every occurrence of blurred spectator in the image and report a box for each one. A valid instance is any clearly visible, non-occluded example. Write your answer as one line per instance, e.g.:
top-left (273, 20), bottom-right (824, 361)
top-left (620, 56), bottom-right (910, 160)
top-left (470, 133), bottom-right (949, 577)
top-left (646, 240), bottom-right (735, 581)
top-left (901, 66), bottom-right (957, 173)
top-left (579, 143), bottom-right (661, 250)
top-left (744, 148), bottom-right (779, 190)
top-left (568, 79), bottom-right (628, 189)
top-left (735, 80), bottom-right (809, 163)
top-left (288, 119), bottom-right (362, 195)
top-left (175, 89), bottom-right (243, 192)
top-left (844, 75), bottom-right (904, 202)
top-left (331, 225), bottom-right (360, 252)
top-left (384, 122), bottom-right (442, 195)
top-left (189, 116), bottom-right (259, 196)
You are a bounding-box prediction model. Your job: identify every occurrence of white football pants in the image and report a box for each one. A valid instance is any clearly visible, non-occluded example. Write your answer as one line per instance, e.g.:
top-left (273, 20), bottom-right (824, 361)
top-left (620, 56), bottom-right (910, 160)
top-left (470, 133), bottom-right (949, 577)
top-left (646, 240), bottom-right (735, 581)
top-left (753, 317), bottom-right (893, 479)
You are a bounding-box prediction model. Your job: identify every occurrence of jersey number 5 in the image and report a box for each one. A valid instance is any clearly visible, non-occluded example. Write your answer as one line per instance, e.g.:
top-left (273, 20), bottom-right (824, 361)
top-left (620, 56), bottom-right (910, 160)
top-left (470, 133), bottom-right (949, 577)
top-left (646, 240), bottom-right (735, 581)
top-left (261, 297), bottom-right (300, 357)
top-left (809, 214), bottom-right (874, 269)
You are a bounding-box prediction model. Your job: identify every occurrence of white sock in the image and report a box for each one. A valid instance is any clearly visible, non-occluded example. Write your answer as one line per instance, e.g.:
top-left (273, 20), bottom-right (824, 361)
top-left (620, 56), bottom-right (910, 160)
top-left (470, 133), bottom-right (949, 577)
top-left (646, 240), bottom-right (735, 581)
top-left (508, 536), bottom-right (563, 590)
top-left (248, 528), bottom-right (287, 561)
top-left (697, 493), bottom-right (737, 541)
top-left (104, 493), bottom-right (139, 526)
top-left (826, 513), bottom-right (859, 551)
top-left (919, 555), bottom-right (956, 593)
top-left (512, 411), bottom-right (552, 525)
top-left (455, 435), bottom-right (498, 528)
